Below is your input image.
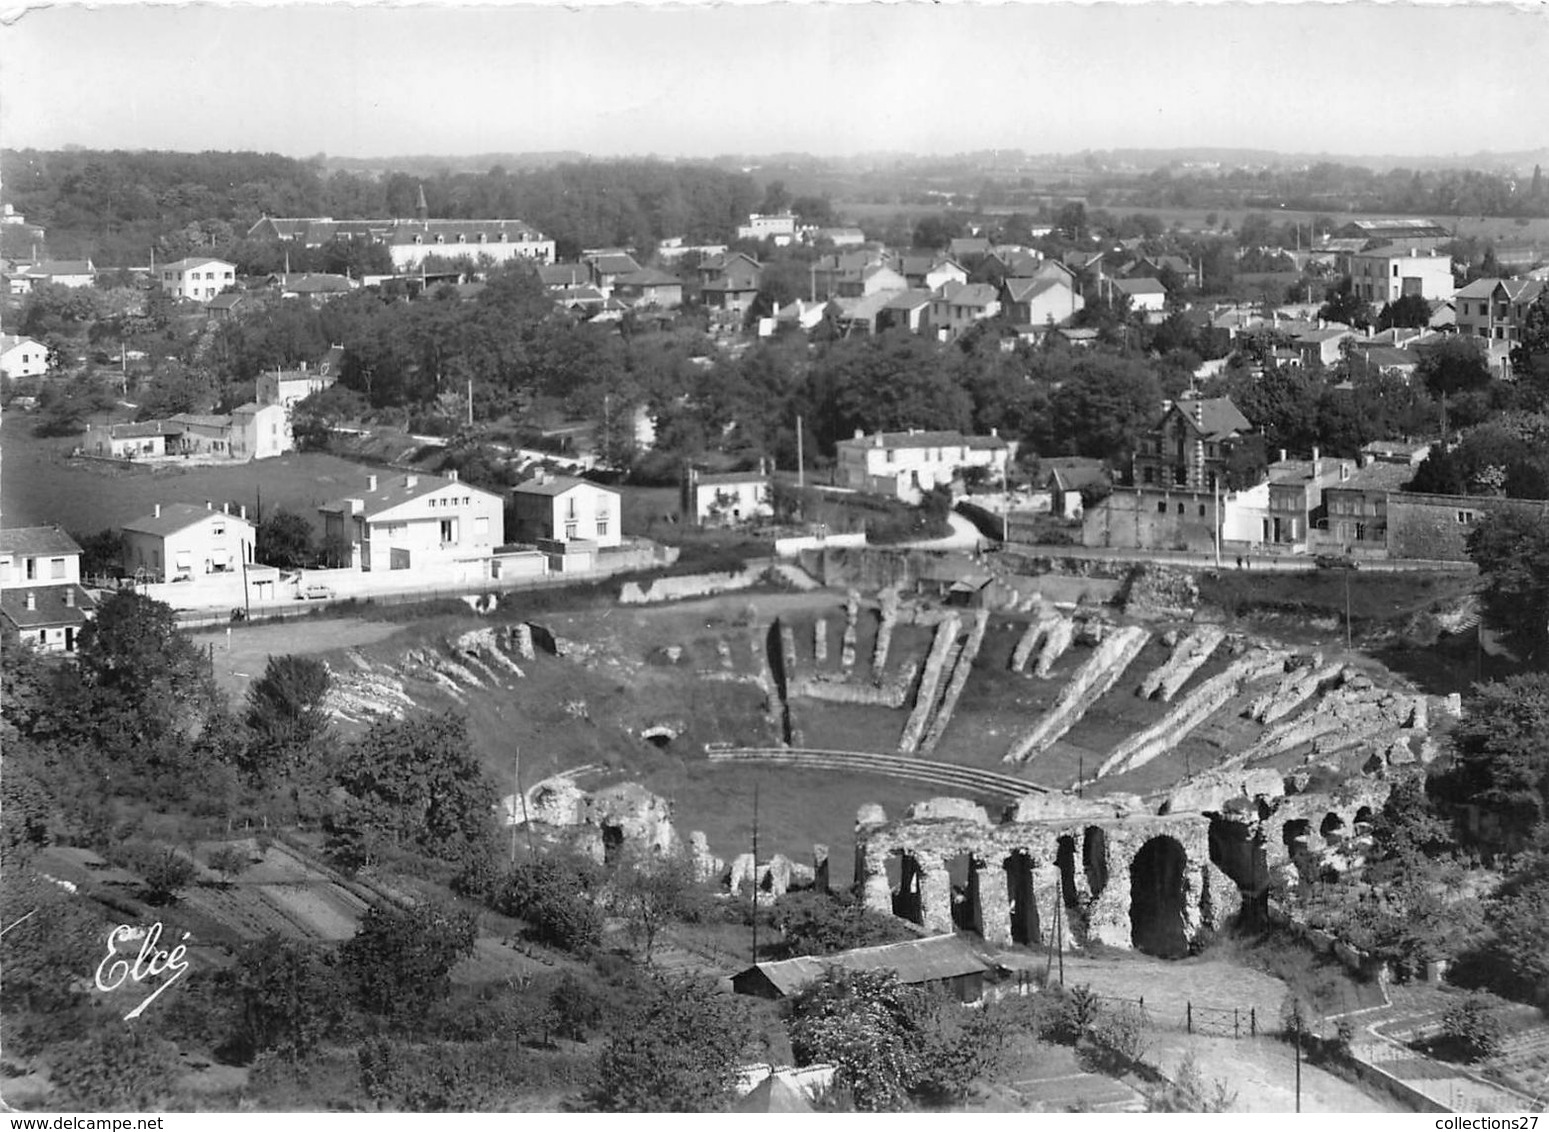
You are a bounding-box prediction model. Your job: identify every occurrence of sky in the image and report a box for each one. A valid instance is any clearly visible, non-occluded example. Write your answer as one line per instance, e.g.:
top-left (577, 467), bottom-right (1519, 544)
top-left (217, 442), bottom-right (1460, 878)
top-left (2, 2), bottom-right (1547, 161)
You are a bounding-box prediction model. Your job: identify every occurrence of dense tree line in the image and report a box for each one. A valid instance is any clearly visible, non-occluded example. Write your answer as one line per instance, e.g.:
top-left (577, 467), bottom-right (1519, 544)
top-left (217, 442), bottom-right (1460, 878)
top-left (1, 149), bottom-right (760, 266)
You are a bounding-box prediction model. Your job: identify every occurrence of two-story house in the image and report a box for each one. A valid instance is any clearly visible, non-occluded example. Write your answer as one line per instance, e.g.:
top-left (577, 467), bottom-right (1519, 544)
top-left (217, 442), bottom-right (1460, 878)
top-left (256, 359), bottom-right (337, 410)
top-left (510, 474), bottom-right (622, 548)
top-left (835, 428), bottom-right (1012, 504)
top-left (1347, 246), bottom-right (1454, 305)
top-left (736, 213), bottom-right (797, 243)
top-left (1320, 460), bottom-right (1415, 553)
top-left (929, 282), bottom-right (1001, 340)
top-left (683, 467), bottom-right (773, 526)
top-left (1000, 276), bottom-right (1084, 330)
top-left (0, 526), bottom-right (97, 652)
top-left (1264, 449), bottom-right (1350, 548)
top-left (318, 471), bottom-right (504, 573)
top-left (897, 255), bottom-right (968, 293)
top-left (1132, 396), bottom-right (1252, 491)
top-left (121, 502), bottom-right (256, 584)
top-left (1453, 278), bottom-right (1544, 345)
top-left (0, 333), bottom-right (49, 379)
top-left (158, 257), bottom-right (236, 302)
top-left (1294, 326), bottom-right (1357, 369)
top-left (699, 253), bottom-right (763, 315)
top-left (1111, 276), bottom-right (1167, 315)
top-left (611, 268), bottom-right (683, 309)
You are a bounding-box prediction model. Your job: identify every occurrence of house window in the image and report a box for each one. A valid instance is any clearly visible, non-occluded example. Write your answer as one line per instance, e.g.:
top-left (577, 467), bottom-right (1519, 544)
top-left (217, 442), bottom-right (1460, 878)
top-left (1157, 501), bottom-right (1168, 514)
top-left (565, 522), bottom-right (578, 539)
top-left (1143, 467), bottom-right (1156, 485)
top-left (1198, 505), bottom-right (1207, 518)
top-left (440, 519), bottom-right (455, 543)
top-left (596, 518), bottom-right (608, 538)
top-left (213, 523), bottom-right (225, 536)
top-left (1355, 522), bottom-right (1367, 541)
top-left (50, 557), bottom-right (66, 579)
top-left (24, 557), bottom-right (35, 580)
top-left (1176, 502), bottom-right (1185, 515)
top-left (1457, 510), bottom-right (1476, 524)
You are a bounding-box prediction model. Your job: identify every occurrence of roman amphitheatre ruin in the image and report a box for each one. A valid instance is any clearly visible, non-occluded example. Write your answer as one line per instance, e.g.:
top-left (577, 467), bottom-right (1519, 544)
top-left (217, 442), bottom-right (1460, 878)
top-left (281, 547), bottom-right (1459, 963)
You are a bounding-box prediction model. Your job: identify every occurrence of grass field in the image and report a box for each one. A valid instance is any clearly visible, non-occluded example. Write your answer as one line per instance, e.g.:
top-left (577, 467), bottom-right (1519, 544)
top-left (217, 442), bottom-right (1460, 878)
top-left (1, 414), bottom-right (394, 536)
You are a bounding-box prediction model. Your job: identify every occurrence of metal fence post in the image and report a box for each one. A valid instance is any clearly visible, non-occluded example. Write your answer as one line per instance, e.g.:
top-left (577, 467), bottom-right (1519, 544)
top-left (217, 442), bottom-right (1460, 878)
top-left (1187, 1001), bottom-right (1193, 1034)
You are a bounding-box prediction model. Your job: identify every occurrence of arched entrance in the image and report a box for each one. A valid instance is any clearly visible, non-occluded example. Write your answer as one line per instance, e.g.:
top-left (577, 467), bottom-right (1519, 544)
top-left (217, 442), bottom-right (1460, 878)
top-left (1130, 835), bottom-right (1189, 958)
top-left (892, 851), bottom-right (922, 925)
top-left (1005, 851), bottom-right (1038, 945)
top-left (1320, 812), bottom-right (1346, 845)
top-left (1083, 827), bottom-right (1109, 898)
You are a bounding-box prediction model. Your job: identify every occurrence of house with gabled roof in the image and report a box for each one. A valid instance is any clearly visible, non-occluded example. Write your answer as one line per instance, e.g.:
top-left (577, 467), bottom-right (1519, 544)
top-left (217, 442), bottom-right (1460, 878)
top-left (1132, 396), bottom-right (1253, 491)
top-left (948, 236), bottom-right (991, 263)
top-left (898, 254), bottom-right (968, 293)
top-left (1453, 277), bottom-right (1544, 345)
top-left (682, 465), bottom-right (773, 526)
top-left (699, 253), bottom-right (763, 315)
top-left (319, 470), bottom-right (505, 574)
top-left (836, 427), bottom-right (1012, 503)
top-left (511, 472), bottom-right (622, 548)
top-left (876, 290), bottom-right (935, 335)
top-left (120, 502), bottom-right (256, 585)
top-left (0, 333), bottom-right (49, 379)
top-left (612, 268), bottom-right (682, 309)
top-left (1000, 275), bottom-right (1083, 329)
top-left (1111, 275), bottom-right (1167, 315)
top-left (0, 526), bottom-right (96, 652)
top-left (583, 252), bottom-right (642, 290)
top-left (158, 257), bottom-right (236, 302)
top-left (929, 281), bottom-right (1001, 340)
top-left (19, 259), bottom-right (96, 289)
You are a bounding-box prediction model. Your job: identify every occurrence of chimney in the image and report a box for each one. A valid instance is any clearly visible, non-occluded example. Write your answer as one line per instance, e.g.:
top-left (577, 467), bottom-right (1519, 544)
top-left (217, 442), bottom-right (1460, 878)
top-left (154, 504), bottom-right (161, 519)
top-left (448, 469), bottom-right (459, 483)
top-left (1279, 448), bottom-right (1287, 463)
top-left (405, 475), bottom-right (418, 489)
top-left (25, 592), bottom-right (36, 612)
top-left (853, 427), bottom-right (865, 440)
top-left (223, 502), bottom-right (230, 514)
top-left (367, 474), bottom-right (378, 492)
top-left (205, 500), bottom-right (213, 510)
top-left (299, 361), bottom-right (307, 372)
top-left (1341, 462), bottom-right (1351, 481)
top-left (239, 504), bottom-right (247, 520)
top-left (64, 588), bottom-right (75, 608)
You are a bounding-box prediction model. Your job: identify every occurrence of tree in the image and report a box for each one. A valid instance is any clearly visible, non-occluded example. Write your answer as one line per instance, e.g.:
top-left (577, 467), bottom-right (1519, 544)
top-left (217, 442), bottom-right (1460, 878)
top-left (50, 1027), bottom-right (180, 1111)
top-left (327, 711), bottom-right (495, 869)
top-left (243, 654), bottom-right (332, 778)
top-left (496, 852), bottom-right (605, 953)
top-left (1377, 293), bottom-right (1434, 331)
top-left (207, 845), bottom-right (253, 885)
top-left (1444, 675), bottom-right (1549, 841)
top-left (71, 528), bottom-right (124, 579)
top-left (1317, 277), bottom-right (1370, 330)
top-left (234, 935), bottom-right (350, 1061)
top-left (610, 848), bottom-right (706, 963)
top-left (549, 971), bottom-right (605, 1041)
top-left (787, 968), bottom-right (924, 1111)
top-left (1482, 853), bottom-right (1549, 1006)
top-left (594, 973), bottom-right (754, 1112)
top-left (1419, 336), bottom-right (1492, 439)
top-left (769, 891), bottom-right (917, 959)
top-left (1467, 509), bottom-right (1549, 661)
top-left (1440, 994), bottom-right (1506, 1062)
top-left (120, 843), bottom-right (197, 905)
top-left (255, 508), bottom-right (314, 568)
top-left (340, 903), bottom-right (478, 1021)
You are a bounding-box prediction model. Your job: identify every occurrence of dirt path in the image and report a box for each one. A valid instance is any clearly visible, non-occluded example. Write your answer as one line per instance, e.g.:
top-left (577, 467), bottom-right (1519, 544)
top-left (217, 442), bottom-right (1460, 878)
top-left (1148, 1033), bottom-right (1401, 1112)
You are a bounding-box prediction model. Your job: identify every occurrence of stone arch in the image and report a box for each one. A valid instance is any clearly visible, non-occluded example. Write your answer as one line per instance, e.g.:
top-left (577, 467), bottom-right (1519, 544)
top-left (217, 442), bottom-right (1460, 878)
top-left (1083, 827), bottom-right (1109, 899)
top-left (1319, 812), bottom-right (1346, 844)
top-left (892, 851), bottom-right (923, 925)
top-left (1055, 834), bottom-right (1080, 908)
top-left (947, 852), bottom-right (975, 931)
top-left (1282, 818), bottom-right (1313, 859)
top-left (1005, 851), bottom-right (1039, 945)
top-left (1130, 835), bottom-right (1189, 959)
top-left (1354, 805), bottom-right (1374, 830)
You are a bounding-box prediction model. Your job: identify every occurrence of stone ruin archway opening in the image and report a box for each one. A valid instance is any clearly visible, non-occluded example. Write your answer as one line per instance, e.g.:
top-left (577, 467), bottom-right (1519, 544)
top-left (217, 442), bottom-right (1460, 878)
top-left (892, 851), bottom-right (923, 925)
top-left (1055, 835), bottom-right (1080, 909)
top-left (947, 852), bottom-right (976, 932)
top-left (1282, 818), bottom-right (1313, 859)
top-left (640, 725), bottom-right (678, 750)
top-left (1209, 818), bottom-right (1268, 926)
top-left (602, 824), bottom-right (624, 866)
top-left (1354, 805), bottom-right (1374, 832)
top-left (1130, 835), bottom-right (1189, 959)
top-left (1005, 851), bottom-right (1039, 945)
top-left (1320, 812), bottom-right (1346, 845)
top-left (1083, 827), bottom-right (1109, 899)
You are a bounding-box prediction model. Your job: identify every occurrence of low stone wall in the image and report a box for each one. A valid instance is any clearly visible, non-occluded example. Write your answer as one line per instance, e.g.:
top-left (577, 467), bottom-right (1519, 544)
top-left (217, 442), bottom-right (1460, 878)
top-left (790, 665), bottom-right (919, 708)
top-left (920, 609), bottom-right (990, 755)
top-left (897, 614), bottom-right (962, 755)
top-left (1245, 658), bottom-right (1345, 725)
top-left (1004, 625), bottom-right (1151, 765)
top-left (1098, 648), bottom-right (1290, 780)
top-left (1136, 626), bottom-right (1226, 702)
top-left (774, 531), bottom-right (867, 557)
top-left (872, 588), bottom-right (901, 676)
top-left (619, 567), bottom-right (764, 604)
top-left (1033, 616), bottom-right (1076, 677)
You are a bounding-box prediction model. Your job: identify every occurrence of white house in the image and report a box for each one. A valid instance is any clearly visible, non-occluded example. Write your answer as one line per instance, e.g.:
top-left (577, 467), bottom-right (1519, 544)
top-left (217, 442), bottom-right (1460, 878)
top-left (836, 428), bottom-right (1013, 503)
top-left (158, 257), bottom-right (236, 302)
top-left (1347, 246), bottom-right (1455, 305)
top-left (683, 468), bottom-right (773, 526)
top-left (387, 220), bottom-right (556, 271)
top-left (736, 213), bottom-right (798, 243)
top-left (0, 526), bottom-right (96, 653)
top-left (510, 473), bottom-right (622, 548)
top-left (228, 403), bottom-right (289, 460)
top-left (1, 334), bottom-right (49, 379)
top-left (120, 502), bottom-right (256, 584)
top-left (929, 282), bottom-right (1001, 340)
top-left (319, 471), bottom-right (505, 574)
top-left (1111, 276), bottom-right (1167, 315)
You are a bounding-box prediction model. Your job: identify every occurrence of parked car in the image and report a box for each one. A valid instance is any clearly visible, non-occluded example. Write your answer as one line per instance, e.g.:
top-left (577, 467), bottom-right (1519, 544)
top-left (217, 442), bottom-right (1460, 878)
top-left (1314, 554), bottom-right (1357, 570)
top-left (300, 583), bottom-right (335, 600)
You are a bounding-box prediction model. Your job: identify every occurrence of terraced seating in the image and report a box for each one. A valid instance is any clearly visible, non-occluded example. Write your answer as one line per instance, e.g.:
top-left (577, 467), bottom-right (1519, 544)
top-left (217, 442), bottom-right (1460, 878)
top-left (705, 745), bottom-right (1047, 802)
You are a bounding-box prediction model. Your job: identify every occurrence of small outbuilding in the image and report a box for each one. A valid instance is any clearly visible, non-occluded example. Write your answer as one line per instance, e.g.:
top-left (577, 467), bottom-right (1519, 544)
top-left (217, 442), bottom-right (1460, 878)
top-left (731, 932), bottom-right (1001, 1003)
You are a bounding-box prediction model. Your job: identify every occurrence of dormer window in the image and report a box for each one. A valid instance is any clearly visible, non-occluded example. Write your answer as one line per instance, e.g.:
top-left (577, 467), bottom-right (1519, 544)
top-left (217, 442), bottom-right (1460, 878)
top-left (435, 234), bottom-right (445, 244)
top-left (457, 233), bottom-right (467, 244)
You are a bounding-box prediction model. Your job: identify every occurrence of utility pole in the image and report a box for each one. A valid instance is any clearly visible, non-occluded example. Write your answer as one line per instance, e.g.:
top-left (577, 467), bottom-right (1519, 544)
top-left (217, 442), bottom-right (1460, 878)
top-left (796, 413), bottom-right (805, 489)
top-left (750, 782), bottom-right (760, 964)
top-left (1345, 565), bottom-right (1353, 651)
top-left (467, 378), bottom-right (474, 428)
top-left (511, 749), bottom-right (520, 866)
top-left (1294, 1012), bottom-right (1303, 1113)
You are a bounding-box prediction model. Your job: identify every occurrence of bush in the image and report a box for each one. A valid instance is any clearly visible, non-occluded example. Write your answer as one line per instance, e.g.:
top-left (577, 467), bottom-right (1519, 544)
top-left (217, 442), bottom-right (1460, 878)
top-left (119, 842), bottom-right (197, 904)
top-left (1439, 994), bottom-right (1506, 1062)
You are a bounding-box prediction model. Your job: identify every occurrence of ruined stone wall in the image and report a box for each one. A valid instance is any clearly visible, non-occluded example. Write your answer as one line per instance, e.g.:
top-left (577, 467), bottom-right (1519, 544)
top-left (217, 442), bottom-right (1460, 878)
top-left (1386, 494), bottom-right (1549, 562)
top-left (921, 610), bottom-right (990, 754)
top-left (897, 614), bottom-right (962, 754)
top-left (1136, 626), bottom-right (1226, 702)
top-left (1004, 625), bottom-right (1151, 765)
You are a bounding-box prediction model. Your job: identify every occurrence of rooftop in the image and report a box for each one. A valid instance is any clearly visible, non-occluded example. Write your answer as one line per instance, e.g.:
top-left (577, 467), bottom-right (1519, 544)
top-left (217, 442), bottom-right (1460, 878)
top-left (838, 428), bottom-right (1007, 452)
top-left (1, 583), bottom-right (96, 629)
top-left (122, 502), bottom-right (253, 538)
top-left (512, 474), bottom-right (619, 498)
top-left (736, 933), bottom-right (995, 998)
top-left (320, 471), bottom-right (498, 515)
top-left (1326, 461), bottom-right (1416, 493)
top-left (0, 526), bottom-right (83, 558)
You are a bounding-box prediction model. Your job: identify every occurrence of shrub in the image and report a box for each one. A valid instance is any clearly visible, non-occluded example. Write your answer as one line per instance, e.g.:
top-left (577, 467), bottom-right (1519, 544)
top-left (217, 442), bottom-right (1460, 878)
top-left (1440, 994), bottom-right (1506, 1062)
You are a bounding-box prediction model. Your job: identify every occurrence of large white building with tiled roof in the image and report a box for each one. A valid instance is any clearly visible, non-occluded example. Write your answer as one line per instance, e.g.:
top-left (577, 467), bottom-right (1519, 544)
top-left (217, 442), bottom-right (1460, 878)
top-left (319, 471), bottom-right (505, 574)
top-left (158, 257), bottom-right (236, 301)
top-left (120, 502), bottom-right (256, 585)
top-left (836, 428), bottom-right (1012, 503)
